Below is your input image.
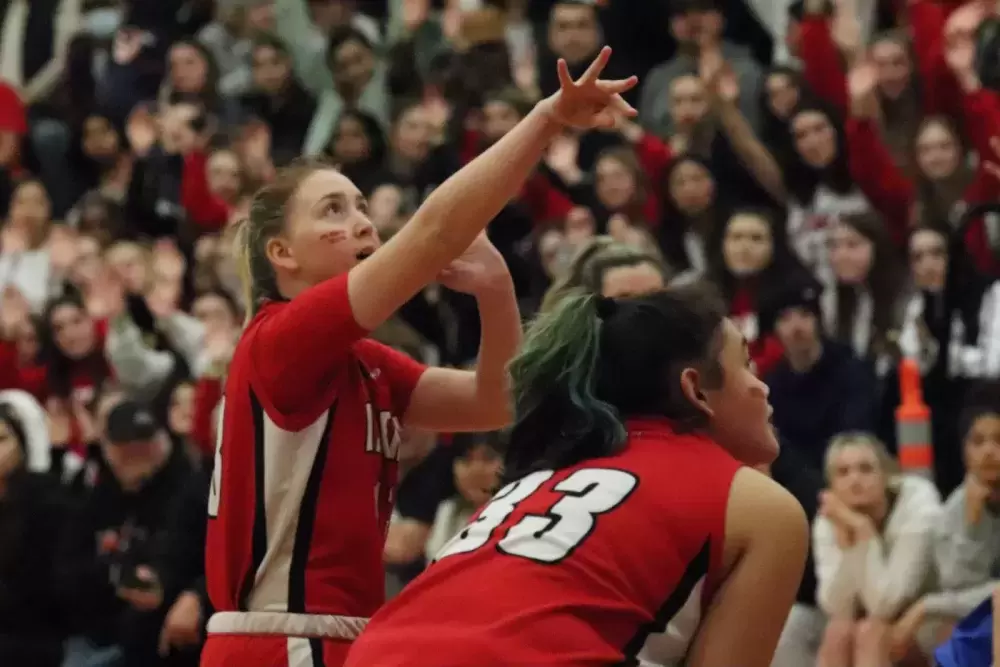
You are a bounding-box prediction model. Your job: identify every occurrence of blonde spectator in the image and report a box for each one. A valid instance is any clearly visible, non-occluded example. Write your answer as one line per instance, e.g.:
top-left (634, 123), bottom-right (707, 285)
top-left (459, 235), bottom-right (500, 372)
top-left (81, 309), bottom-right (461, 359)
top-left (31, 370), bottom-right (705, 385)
top-left (891, 387), bottom-right (1000, 660)
top-left (539, 236), bottom-right (671, 312)
top-left (814, 432), bottom-right (941, 667)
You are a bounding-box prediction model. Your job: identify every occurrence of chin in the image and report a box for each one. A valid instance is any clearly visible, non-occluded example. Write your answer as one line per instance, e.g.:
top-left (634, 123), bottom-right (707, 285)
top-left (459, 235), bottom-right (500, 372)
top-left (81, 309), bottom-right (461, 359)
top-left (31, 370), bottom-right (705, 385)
top-left (728, 426), bottom-right (780, 466)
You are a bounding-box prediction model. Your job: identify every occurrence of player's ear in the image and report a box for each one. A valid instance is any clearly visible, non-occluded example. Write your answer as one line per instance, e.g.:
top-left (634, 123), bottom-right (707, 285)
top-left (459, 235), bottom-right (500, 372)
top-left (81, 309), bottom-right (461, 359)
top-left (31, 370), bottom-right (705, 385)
top-left (679, 366), bottom-right (714, 420)
top-left (266, 236), bottom-right (298, 273)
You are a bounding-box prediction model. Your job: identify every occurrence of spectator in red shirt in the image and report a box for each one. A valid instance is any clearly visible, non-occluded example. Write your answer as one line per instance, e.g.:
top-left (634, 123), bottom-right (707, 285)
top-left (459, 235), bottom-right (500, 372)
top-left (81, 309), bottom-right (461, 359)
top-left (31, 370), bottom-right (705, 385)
top-left (0, 81), bottom-right (27, 213)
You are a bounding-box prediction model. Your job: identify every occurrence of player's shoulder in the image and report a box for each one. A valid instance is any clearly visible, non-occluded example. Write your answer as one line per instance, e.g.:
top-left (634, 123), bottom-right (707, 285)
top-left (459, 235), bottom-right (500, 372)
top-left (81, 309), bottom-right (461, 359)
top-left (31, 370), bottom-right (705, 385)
top-left (624, 428), bottom-right (741, 477)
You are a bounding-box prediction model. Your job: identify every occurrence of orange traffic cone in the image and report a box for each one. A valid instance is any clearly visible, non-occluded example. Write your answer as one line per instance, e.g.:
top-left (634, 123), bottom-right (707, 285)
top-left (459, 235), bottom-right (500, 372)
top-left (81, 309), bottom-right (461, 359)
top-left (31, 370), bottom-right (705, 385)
top-left (895, 358), bottom-right (934, 479)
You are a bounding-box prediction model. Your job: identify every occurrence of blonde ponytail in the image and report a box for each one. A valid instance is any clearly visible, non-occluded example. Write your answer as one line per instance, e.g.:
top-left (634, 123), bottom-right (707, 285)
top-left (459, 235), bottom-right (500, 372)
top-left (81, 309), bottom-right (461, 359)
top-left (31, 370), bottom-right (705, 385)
top-left (231, 216), bottom-right (256, 325)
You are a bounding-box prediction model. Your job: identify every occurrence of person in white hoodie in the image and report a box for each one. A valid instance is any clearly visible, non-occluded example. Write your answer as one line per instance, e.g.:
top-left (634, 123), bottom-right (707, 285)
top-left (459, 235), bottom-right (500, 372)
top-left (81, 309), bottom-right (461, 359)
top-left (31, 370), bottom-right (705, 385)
top-left (813, 431), bottom-right (941, 667)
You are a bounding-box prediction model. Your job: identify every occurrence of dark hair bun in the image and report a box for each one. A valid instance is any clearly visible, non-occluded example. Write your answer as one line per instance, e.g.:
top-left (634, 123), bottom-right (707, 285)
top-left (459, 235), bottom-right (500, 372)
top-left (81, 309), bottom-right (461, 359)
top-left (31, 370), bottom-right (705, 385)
top-left (595, 296), bottom-right (617, 320)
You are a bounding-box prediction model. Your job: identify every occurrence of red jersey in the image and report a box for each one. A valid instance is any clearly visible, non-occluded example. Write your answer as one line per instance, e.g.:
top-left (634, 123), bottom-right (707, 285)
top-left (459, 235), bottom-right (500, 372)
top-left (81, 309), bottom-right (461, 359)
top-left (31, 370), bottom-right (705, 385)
top-left (205, 274), bottom-right (427, 619)
top-left (345, 418), bottom-right (742, 667)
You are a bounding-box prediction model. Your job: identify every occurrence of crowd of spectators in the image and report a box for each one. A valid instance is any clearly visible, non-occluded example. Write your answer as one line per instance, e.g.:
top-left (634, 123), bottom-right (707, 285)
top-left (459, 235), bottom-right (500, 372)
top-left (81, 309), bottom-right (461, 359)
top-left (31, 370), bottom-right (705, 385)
top-left (0, 0), bottom-right (999, 666)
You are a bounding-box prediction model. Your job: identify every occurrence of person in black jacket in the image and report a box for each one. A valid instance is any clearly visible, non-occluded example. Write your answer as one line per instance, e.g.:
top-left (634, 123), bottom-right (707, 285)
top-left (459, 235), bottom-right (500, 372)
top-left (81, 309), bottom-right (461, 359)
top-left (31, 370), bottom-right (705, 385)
top-left (763, 280), bottom-right (878, 470)
top-left (153, 466), bottom-right (211, 666)
top-left (0, 403), bottom-right (72, 667)
top-left (240, 35), bottom-right (318, 167)
top-left (56, 399), bottom-right (193, 667)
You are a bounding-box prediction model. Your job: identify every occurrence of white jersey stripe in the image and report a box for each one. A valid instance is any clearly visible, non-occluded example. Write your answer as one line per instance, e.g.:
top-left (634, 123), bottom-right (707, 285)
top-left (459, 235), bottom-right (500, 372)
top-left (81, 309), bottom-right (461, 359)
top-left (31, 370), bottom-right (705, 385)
top-left (246, 410), bottom-right (330, 612)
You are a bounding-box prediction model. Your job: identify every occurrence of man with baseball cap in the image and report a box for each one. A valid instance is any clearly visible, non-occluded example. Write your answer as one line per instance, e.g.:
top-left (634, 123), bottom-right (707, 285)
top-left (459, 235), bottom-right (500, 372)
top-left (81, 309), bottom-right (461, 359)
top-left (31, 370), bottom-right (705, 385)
top-left (57, 399), bottom-right (195, 667)
top-left (762, 279), bottom-right (879, 470)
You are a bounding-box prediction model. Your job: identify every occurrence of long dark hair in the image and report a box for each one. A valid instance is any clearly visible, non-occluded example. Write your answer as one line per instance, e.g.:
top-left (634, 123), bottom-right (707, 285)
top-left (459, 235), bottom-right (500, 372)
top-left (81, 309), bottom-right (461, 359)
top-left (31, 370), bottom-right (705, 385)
top-left (0, 404), bottom-right (31, 575)
top-left (656, 154), bottom-right (725, 271)
top-left (831, 212), bottom-right (906, 358)
top-left (781, 100), bottom-right (853, 204)
top-left (504, 285), bottom-right (726, 483)
top-left (705, 207), bottom-right (811, 315)
top-left (41, 294), bottom-right (109, 400)
top-left (913, 223), bottom-right (994, 371)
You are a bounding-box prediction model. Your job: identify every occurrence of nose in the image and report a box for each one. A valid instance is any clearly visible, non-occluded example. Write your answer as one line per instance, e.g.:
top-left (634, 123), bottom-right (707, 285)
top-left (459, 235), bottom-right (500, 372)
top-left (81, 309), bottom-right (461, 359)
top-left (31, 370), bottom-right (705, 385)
top-left (353, 215), bottom-right (377, 240)
top-left (752, 375), bottom-right (770, 398)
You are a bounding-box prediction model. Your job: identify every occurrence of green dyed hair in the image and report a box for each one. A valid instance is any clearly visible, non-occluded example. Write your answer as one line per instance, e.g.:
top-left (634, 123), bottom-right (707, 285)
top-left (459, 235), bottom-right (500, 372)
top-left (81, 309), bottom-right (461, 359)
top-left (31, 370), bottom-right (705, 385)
top-left (504, 291), bottom-right (627, 480)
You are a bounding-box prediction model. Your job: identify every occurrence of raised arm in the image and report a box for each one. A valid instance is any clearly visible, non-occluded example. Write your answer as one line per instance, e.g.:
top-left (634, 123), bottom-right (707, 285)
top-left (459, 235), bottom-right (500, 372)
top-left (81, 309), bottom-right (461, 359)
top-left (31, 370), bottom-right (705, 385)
top-left (244, 50), bottom-right (636, 422)
top-left (702, 52), bottom-right (788, 205)
top-left (347, 47), bottom-right (637, 333)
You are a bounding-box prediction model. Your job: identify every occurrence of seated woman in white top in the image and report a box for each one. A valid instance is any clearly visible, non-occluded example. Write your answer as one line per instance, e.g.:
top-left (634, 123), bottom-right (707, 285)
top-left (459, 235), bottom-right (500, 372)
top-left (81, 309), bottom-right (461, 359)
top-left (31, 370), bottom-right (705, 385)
top-left (814, 432), bottom-right (941, 667)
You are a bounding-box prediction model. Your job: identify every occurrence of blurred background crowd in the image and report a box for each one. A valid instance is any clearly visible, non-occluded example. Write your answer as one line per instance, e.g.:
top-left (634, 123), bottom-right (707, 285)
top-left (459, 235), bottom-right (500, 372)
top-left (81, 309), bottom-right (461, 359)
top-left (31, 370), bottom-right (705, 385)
top-left (0, 0), bottom-right (1000, 666)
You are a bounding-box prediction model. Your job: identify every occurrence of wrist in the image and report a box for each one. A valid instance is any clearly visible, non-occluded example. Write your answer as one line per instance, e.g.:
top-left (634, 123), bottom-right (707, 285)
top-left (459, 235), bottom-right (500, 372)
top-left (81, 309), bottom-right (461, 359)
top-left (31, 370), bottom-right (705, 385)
top-left (959, 73), bottom-right (982, 93)
top-left (532, 99), bottom-right (568, 136)
top-left (474, 275), bottom-right (515, 301)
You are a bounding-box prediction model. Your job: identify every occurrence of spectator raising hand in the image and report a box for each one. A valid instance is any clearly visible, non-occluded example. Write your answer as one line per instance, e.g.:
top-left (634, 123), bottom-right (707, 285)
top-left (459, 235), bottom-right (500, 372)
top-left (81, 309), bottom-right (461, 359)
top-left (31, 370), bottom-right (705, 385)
top-left (46, 398), bottom-right (71, 448)
top-left (87, 267), bottom-right (126, 321)
top-left (848, 60), bottom-right (880, 118)
top-left (0, 224), bottom-right (27, 254)
top-left (127, 106), bottom-right (159, 158)
top-left (545, 132), bottom-right (583, 184)
top-left (238, 120), bottom-right (274, 182)
top-left (984, 137), bottom-right (1000, 183)
top-left (47, 226), bottom-right (79, 278)
top-left (0, 287), bottom-right (30, 338)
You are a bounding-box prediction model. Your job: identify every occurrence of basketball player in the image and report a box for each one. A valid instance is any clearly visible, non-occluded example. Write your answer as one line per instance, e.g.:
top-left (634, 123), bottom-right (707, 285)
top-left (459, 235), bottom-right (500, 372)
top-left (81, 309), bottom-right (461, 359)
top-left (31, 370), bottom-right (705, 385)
top-left (344, 287), bottom-right (809, 667)
top-left (200, 48), bottom-right (638, 667)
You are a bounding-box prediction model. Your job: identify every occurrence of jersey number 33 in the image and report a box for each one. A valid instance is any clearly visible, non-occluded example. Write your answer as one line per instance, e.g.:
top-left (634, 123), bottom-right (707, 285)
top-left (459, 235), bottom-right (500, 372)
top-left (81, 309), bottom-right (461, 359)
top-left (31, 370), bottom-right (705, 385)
top-left (435, 468), bottom-right (638, 565)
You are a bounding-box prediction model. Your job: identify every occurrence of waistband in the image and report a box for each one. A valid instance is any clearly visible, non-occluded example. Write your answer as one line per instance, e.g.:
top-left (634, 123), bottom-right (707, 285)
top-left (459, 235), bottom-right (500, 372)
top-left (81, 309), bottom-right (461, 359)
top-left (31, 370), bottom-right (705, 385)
top-left (206, 611), bottom-right (368, 640)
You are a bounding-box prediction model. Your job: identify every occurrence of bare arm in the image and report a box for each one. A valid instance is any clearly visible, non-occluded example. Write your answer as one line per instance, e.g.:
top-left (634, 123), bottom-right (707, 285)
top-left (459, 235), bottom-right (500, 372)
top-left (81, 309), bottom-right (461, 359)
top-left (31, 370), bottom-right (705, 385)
top-left (686, 468), bottom-right (808, 667)
top-left (346, 48), bottom-right (636, 333)
top-left (715, 99), bottom-right (788, 204)
top-left (701, 54), bottom-right (788, 204)
top-left (405, 278), bottom-right (521, 431)
top-left (23, 0), bottom-right (82, 105)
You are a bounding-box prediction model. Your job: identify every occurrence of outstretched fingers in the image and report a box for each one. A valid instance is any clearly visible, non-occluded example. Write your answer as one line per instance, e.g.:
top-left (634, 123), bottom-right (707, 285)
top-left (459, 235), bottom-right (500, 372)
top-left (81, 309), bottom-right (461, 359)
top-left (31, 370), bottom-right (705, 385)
top-left (556, 58), bottom-right (574, 90)
top-left (610, 94), bottom-right (637, 117)
top-left (579, 46), bottom-right (612, 84)
top-left (596, 76), bottom-right (639, 95)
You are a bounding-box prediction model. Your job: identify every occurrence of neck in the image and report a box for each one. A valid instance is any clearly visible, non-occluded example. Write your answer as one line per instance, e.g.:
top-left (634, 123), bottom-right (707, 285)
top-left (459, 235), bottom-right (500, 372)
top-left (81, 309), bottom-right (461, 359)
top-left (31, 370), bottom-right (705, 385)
top-left (787, 340), bottom-right (822, 373)
top-left (274, 273), bottom-right (313, 303)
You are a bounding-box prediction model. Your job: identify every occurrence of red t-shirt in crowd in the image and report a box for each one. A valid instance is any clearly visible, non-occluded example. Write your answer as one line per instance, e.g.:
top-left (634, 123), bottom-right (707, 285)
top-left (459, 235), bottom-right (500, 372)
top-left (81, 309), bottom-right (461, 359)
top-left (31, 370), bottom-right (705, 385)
top-left (0, 82), bottom-right (27, 136)
top-left (205, 274), bottom-right (427, 618)
top-left (345, 418), bottom-right (742, 667)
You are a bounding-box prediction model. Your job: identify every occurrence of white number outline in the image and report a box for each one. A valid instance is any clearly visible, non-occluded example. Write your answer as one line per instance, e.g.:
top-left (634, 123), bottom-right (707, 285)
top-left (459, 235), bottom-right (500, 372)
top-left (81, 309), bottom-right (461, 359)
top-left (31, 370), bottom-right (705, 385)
top-left (435, 468), bottom-right (638, 565)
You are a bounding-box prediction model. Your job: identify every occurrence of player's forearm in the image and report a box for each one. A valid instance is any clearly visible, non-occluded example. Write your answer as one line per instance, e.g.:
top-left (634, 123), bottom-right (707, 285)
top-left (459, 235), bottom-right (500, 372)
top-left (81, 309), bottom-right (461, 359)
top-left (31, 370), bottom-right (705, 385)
top-left (472, 278), bottom-right (521, 428)
top-left (406, 106), bottom-right (560, 265)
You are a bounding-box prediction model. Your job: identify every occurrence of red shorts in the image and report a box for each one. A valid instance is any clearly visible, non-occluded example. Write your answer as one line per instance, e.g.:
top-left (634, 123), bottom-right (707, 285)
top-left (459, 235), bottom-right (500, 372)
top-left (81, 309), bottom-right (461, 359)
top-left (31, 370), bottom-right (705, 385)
top-left (200, 634), bottom-right (352, 667)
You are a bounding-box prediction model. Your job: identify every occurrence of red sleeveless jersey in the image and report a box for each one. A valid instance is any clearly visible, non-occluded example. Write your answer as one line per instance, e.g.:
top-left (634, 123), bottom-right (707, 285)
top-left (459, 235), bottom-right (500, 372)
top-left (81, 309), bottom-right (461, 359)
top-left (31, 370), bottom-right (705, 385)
top-left (205, 274), bottom-right (427, 618)
top-left (345, 418), bottom-right (742, 667)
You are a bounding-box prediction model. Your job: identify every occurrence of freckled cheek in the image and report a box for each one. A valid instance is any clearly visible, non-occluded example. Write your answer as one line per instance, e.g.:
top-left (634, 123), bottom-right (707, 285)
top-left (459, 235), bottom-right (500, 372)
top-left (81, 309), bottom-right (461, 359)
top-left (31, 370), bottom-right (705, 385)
top-left (319, 230), bottom-right (348, 244)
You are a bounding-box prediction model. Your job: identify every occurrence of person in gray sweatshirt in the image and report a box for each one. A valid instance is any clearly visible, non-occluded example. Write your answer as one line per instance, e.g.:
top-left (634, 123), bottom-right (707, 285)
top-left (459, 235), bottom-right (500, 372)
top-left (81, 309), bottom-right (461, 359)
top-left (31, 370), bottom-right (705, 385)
top-left (889, 383), bottom-right (1000, 659)
top-left (638, 0), bottom-right (763, 140)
